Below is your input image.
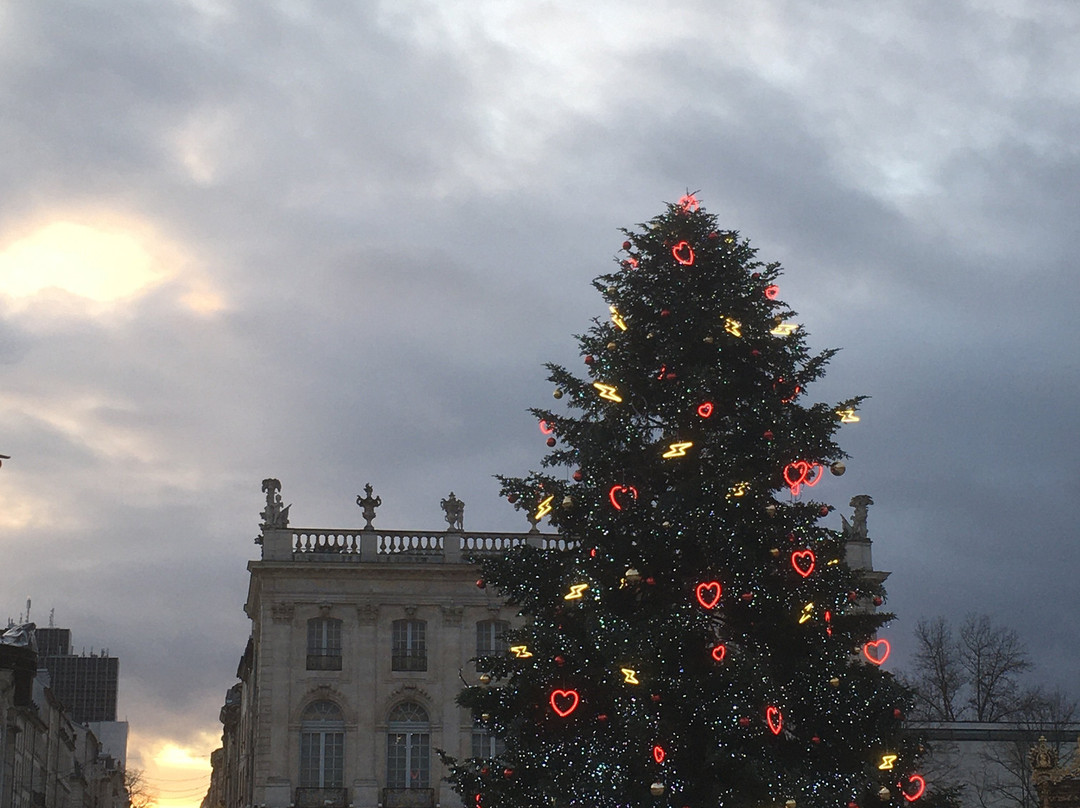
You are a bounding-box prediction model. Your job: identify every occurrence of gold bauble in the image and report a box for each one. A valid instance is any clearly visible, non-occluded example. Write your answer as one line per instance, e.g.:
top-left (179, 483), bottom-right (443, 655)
top-left (481, 713), bottom-right (491, 721)
top-left (606, 341), bottom-right (617, 350)
top-left (829, 677), bottom-right (841, 688)
top-left (703, 335), bottom-right (715, 344)
top-left (479, 673), bottom-right (492, 685)
top-left (877, 787), bottom-right (891, 801)
top-left (765, 504), bottom-right (778, 517)
top-left (624, 568), bottom-right (642, 583)
top-left (786, 800), bottom-right (797, 808)
top-left (770, 548), bottom-right (780, 558)
top-left (646, 332), bottom-right (655, 339)
top-left (553, 389), bottom-right (563, 399)
top-left (650, 783), bottom-right (665, 797)
top-left (830, 461), bottom-right (846, 476)
top-left (561, 496), bottom-right (574, 510)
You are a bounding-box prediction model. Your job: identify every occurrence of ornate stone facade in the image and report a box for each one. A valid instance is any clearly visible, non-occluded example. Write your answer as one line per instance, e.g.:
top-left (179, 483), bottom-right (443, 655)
top-left (203, 483), bottom-right (554, 808)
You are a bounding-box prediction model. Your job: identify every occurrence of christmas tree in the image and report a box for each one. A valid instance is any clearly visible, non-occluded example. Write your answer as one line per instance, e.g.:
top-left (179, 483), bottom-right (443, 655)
top-left (446, 196), bottom-right (926, 808)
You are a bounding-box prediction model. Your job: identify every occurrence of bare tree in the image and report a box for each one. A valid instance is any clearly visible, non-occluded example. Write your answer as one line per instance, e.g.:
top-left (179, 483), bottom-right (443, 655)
top-left (959, 615), bottom-right (1032, 722)
top-left (907, 614), bottom-right (1033, 722)
top-left (912, 616), bottom-right (965, 721)
top-left (124, 768), bottom-right (158, 808)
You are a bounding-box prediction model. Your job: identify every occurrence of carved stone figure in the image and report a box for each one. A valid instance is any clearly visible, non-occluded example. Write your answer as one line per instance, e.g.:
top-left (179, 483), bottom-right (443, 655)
top-left (356, 483), bottom-right (382, 530)
top-left (0, 622), bottom-right (35, 648)
top-left (441, 492), bottom-right (465, 531)
top-left (260, 478), bottom-right (291, 528)
top-left (841, 494), bottom-right (874, 541)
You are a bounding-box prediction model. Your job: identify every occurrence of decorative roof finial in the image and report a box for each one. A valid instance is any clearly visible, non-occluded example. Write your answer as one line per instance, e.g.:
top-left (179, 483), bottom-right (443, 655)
top-left (260, 478), bottom-right (291, 529)
top-left (356, 483), bottom-right (382, 531)
top-left (441, 492), bottom-right (464, 532)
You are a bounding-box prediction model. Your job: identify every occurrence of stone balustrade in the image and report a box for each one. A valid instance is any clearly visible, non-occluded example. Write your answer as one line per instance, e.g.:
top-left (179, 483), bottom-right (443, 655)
top-left (259, 527), bottom-right (564, 562)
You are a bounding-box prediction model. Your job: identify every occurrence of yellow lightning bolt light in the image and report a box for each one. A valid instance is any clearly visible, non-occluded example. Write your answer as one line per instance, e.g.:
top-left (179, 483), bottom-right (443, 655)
top-left (534, 495), bottom-right (554, 520)
top-left (771, 321), bottom-right (798, 336)
top-left (565, 583), bottom-right (589, 600)
top-left (662, 441), bottom-right (694, 459)
top-left (727, 482), bottom-right (750, 499)
top-left (609, 306), bottom-right (628, 331)
top-left (799, 603), bottom-right (814, 624)
top-left (510, 645), bottom-right (533, 659)
top-left (879, 754), bottom-right (898, 771)
top-left (723, 318), bottom-right (742, 337)
top-left (593, 382), bottom-right (623, 402)
top-left (621, 668), bottom-right (640, 685)
top-left (837, 408), bottom-right (860, 423)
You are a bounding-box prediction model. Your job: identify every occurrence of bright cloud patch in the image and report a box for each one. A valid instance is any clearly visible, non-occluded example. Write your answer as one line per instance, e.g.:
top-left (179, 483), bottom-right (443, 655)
top-left (0, 222), bottom-right (164, 302)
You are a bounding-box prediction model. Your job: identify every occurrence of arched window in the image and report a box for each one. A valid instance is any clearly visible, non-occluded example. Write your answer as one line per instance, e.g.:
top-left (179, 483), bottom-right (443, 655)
top-left (391, 619), bottom-right (426, 671)
top-left (307, 618), bottom-right (343, 670)
top-left (386, 702), bottom-right (429, 789)
top-left (300, 701), bottom-right (344, 788)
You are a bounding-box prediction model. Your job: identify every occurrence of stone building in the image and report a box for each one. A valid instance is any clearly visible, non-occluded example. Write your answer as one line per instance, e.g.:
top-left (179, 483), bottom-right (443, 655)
top-left (204, 485), bottom-right (889, 808)
top-left (0, 625), bottom-right (125, 808)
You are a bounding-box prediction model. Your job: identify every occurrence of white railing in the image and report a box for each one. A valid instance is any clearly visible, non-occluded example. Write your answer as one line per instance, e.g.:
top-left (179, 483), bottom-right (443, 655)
top-left (282, 529), bottom-right (566, 562)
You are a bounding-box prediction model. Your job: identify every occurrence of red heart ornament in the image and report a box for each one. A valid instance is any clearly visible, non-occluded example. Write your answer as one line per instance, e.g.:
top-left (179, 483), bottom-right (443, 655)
top-left (791, 550), bottom-right (815, 578)
top-left (695, 581), bottom-right (722, 609)
top-left (550, 689), bottom-right (580, 717)
top-left (652, 745), bottom-right (665, 764)
top-left (671, 241), bottom-right (695, 266)
top-left (766, 706), bottom-right (783, 735)
top-left (538, 420), bottom-right (554, 435)
top-left (764, 285), bottom-right (780, 299)
top-left (608, 484), bottom-right (638, 511)
top-left (710, 643), bottom-right (727, 662)
top-left (863, 639), bottom-right (891, 666)
top-left (804, 463), bottom-right (824, 488)
top-left (902, 774), bottom-right (926, 802)
top-left (697, 402), bottom-right (714, 418)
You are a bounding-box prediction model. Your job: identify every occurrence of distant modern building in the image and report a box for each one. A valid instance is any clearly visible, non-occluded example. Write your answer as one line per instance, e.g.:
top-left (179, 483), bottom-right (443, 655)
top-left (0, 624), bottom-right (126, 808)
top-left (203, 483), bottom-right (890, 808)
top-left (34, 628), bottom-right (119, 724)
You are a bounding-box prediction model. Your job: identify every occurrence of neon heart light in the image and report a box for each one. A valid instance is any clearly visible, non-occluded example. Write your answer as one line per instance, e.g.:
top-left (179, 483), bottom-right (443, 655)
top-left (652, 745), bottom-right (666, 764)
top-left (672, 241), bottom-right (695, 266)
top-left (697, 402), bottom-right (714, 418)
top-left (695, 581), bottom-right (722, 609)
top-left (538, 420), bottom-right (554, 435)
top-left (678, 193), bottom-right (699, 213)
top-left (766, 706), bottom-right (783, 735)
top-left (901, 774), bottom-right (926, 802)
top-left (710, 643), bottom-right (727, 662)
top-left (783, 461), bottom-right (824, 496)
top-left (550, 689), bottom-right (580, 717)
top-left (764, 285), bottom-right (780, 299)
top-left (609, 484), bottom-right (638, 511)
top-left (791, 550), bottom-right (815, 578)
top-left (863, 639), bottom-right (890, 665)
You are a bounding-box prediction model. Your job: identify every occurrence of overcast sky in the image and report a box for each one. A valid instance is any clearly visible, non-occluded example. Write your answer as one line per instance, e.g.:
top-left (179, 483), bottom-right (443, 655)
top-left (2, 1), bottom-right (1079, 805)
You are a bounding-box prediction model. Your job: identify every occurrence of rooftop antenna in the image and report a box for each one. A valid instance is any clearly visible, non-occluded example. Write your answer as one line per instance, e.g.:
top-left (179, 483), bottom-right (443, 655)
top-left (49, 608), bottom-right (55, 628)
top-left (25, 597), bottom-right (31, 624)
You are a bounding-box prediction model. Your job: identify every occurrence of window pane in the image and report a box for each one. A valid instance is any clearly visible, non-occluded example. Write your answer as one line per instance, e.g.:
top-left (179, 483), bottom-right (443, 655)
top-left (387, 732), bottom-right (408, 788)
top-left (391, 620), bottom-right (427, 671)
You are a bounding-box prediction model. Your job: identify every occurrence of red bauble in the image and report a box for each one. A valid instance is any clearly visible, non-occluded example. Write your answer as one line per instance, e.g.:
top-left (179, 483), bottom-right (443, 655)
top-left (661, 309), bottom-right (671, 317)
top-left (651, 694), bottom-right (661, 703)
top-left (708, 231), bottom-right (719, 240)
top-left (751, 349), bottom-right (761, 356)
top-left (738, 717), bottom-right (750, 727)
top-left (873, 596), bottom-right (884, 606)
top-left (664, 372), bottom-right (677, 380)
top-left (646, 576), bottom-right (656, 585)
top-left (503, 769), bottom-right (514, 778)
top-left (811, 736), bottom-right (821, 744)
top-left (476, 579), bottom-right (486, 589)
top-left (820, 506), bottom-right (830, 516)
top-left (763, 430), bottom-right (774, 440)
top-left (573, 470), bottom-right (583, 481)
top-left (480, 767), bottom-right (489, 776)
top-left (751, 272), bottom-right (761, 279)
top-left (893, 708), bottom-right (904, 719)
top-left (554, 655), bottom-right (565, 666)
top-left (597, 713), bottom-right (608, 722)
top-left (584, 354), bottom-right (594, 364)
top-left (546, 437), bottom-right (556, 447)
top-left (622, 240), bottom-right (632, 250)
top-left (848, 591), bottom-right (858, 602)
top-left (507, 494), bottom-right (518, 503)
top-left (741, 592), bottom-right (754, 602)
